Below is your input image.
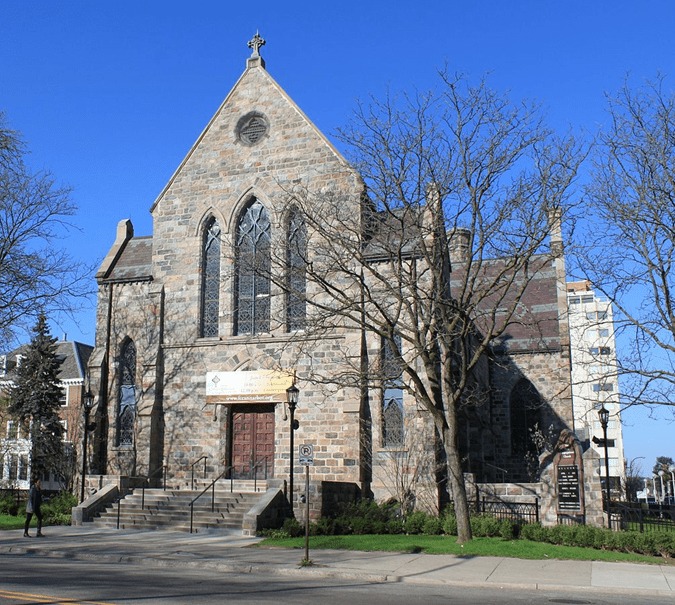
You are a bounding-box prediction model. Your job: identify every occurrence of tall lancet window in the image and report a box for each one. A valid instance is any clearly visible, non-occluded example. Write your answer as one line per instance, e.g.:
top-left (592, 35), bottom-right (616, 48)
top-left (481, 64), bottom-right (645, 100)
top-left (382, 333), bottom-right (404, 447)
top-left (510, 378), bottom-right (542, 456)
top-left (200, 217), bottom-right (221, 338)
top-left (235, 198), bottom-right (271, 335)
top-left (286, 206), bottom-right (307, 331)
top-left (116, 339), bottom-right (137, 447)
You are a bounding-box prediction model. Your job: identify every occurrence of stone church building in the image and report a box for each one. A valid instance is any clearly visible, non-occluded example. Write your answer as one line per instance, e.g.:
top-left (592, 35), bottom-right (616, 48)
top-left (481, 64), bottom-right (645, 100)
top-left (88, 35), bottom-right (603, 525)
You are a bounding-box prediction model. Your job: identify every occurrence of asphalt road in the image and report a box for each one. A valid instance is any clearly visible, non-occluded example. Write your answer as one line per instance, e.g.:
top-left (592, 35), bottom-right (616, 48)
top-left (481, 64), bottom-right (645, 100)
top-left (1, 554), bottom-right (673, 605)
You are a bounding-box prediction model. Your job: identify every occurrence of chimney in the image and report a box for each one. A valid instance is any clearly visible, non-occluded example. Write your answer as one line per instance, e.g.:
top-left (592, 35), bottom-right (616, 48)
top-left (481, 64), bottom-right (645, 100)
top-left (549, 206), bottom-right (563, 257)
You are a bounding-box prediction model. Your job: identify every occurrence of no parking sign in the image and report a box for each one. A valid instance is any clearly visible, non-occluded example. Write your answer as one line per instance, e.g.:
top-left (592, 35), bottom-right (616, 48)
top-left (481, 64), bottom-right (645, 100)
top-left (299, 444), bottom-right (314, 466)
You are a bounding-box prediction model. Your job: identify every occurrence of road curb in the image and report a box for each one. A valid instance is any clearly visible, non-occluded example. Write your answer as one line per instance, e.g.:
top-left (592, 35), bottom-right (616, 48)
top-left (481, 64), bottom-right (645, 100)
top-left (1, 544), bottom-right (672, 597)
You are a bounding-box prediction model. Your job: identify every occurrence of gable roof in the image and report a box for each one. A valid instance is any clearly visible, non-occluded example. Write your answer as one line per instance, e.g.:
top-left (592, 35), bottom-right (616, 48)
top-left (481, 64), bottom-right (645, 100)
top-left (103, 236), bottom-right (153, 283)
top-left (1, 340), bottom-right (93, 383)
top-left (150, 54), bottom-right (355, 214)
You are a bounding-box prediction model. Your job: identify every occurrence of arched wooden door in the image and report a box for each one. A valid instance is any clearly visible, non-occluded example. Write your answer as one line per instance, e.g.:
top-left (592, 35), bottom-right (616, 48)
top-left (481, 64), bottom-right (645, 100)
top-left (230, 404), bottom-right (275, 479)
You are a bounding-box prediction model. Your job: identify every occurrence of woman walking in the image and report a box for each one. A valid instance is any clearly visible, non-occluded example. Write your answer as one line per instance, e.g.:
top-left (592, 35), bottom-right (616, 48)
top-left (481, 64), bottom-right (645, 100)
top-left (24, 478), bottom-right (44, 537)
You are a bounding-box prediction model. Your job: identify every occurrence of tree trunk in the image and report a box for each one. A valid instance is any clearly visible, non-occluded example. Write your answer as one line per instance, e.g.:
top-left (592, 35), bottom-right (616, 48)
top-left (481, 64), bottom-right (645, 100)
top-left (441, 424), bottom-right (472, 543)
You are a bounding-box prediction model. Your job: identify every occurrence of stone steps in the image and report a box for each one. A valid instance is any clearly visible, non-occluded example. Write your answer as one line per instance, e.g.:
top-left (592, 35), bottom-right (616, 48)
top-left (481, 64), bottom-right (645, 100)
top-left (89, 487), bottom-right (264, 533)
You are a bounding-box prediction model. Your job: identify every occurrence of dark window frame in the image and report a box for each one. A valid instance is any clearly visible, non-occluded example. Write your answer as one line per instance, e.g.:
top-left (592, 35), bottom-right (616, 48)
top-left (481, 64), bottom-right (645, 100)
top-left (200, 216), bottom-right (222, 338)
top-left (381, 333), bottom-right (404, 448)
top-left (234, 199), bottom-right (272, 336)
top-left (286, 206), bottom-right (307, 331)
top-left (116, 339), bottom-right (137, 447)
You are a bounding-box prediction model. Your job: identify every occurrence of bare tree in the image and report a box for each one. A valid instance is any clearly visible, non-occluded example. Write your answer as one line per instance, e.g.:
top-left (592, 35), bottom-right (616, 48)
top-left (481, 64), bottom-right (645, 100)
top-left (267, 72), bottom-right (583, 542)
top-left (622, 457), bottom-right (644, 502)
top-left (0, 113), bottom-right (91, 349)
top-left (575, 78), bottom-right (675, 411)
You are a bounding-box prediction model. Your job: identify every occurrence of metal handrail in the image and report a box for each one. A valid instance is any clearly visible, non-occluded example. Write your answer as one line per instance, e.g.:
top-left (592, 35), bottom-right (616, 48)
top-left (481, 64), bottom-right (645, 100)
top-left (189, 467), bottom-right (233, 534)
top-left (141, 465), bottom-right (167, 510)
top-left (250, 458), bottom-right (268, 492)
top-left (190, 455), bottom-right (208, 490)
top-left (484, 462), bottom-right (509, 483)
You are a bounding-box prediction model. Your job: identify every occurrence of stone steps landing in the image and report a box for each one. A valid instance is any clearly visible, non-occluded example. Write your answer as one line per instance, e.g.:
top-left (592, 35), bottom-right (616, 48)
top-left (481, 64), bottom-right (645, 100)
top-left (89, 488), bottom-right (263, 533)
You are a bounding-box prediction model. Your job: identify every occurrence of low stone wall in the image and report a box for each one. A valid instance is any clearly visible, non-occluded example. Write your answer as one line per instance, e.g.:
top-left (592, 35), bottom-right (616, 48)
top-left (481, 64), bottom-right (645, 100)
top-left (242, 488), bottom-right (287, 536)
top-left (71, 474), bottom-right (155, 525)
top-left (71, 483), bottom-right (119, 525)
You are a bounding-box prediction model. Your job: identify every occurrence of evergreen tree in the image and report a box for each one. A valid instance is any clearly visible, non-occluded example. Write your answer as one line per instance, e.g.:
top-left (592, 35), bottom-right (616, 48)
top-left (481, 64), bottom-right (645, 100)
top-left (8, 313), bottom-right (64, 480)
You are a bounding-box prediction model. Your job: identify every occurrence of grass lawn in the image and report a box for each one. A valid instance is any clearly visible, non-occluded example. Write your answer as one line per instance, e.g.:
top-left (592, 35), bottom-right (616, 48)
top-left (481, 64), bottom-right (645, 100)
top-left (0, 514), bottom-right (29, 531)
top-left (259, 534), bottom-right (673, 565)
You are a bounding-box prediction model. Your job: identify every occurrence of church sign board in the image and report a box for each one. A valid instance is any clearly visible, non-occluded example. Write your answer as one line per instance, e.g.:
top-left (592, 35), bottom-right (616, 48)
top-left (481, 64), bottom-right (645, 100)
top-left (206, 370), bottom-right (294, 404)
top-left (553, 430), bottom-right (585, 517)
top-left (557, 463), bottom-right (581, 511)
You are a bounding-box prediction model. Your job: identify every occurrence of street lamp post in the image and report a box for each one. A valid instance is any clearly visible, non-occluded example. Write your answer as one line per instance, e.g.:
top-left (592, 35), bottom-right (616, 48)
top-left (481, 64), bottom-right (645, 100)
top-left (658, 469), bottom-right (666, 503)
top-left (597, 406), bottom-right (612, 529)
top-left (669, 465), bottom-right (675, 502)
top-left (286, 383), bottom-right (299, 512)
top-left (79, 391), bottom-right (96, 504)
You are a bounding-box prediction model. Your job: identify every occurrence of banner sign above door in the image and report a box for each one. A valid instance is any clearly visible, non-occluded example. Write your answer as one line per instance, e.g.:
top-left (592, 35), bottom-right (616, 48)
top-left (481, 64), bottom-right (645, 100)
top-left (206, 370), bottom-right (294, 404)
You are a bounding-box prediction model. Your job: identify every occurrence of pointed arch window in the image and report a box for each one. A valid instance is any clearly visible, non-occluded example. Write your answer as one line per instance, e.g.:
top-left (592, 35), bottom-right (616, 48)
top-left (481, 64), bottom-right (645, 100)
top-left (381, 333), bottom-right (404, 447)
top-left (116, 339), bottom-right (137, 447)
top-left (200, 217), bottom-right (221, 338)
top-left (509, 379), bottom-right (542, 455)
top-left (235, 198), bottom-right (271, 335)
top-left (287, 206), bottom-right (307, 331)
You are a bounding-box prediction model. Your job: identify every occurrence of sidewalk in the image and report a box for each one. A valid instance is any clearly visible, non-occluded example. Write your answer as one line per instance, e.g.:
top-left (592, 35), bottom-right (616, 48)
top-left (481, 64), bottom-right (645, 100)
top-left (1, 525), bottom-right (673, 597)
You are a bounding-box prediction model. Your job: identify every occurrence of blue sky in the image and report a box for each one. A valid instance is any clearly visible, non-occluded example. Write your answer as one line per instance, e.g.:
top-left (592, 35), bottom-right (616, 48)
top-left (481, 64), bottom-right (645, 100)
top-left (3, 1), bottom-right (673, 473)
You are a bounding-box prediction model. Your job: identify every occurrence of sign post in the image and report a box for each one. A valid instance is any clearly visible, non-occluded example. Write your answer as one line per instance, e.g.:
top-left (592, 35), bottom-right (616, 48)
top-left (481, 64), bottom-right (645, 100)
top-left (299, 444), bottom-right (314, 563)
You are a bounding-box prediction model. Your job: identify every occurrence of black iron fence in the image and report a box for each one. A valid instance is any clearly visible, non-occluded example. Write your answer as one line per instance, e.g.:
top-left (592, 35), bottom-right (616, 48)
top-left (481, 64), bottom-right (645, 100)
top-left (557, 513), bottom-right (585, 526)
top-left (474, 497), bottom-right (539, 525)
top-left (463, 494), bottom-right (674, 533)
top-left (611, 502), bottom-right (675, 533)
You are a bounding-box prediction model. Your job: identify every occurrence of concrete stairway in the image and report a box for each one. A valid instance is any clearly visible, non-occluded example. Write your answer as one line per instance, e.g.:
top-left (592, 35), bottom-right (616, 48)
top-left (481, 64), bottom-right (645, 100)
top-left (89, 481), bottom-right (268, 533)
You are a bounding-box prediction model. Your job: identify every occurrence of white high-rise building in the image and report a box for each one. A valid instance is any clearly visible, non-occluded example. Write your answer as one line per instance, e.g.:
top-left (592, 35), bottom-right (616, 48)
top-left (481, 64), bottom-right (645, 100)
top-left (567, 281), bottom-right (626, 496)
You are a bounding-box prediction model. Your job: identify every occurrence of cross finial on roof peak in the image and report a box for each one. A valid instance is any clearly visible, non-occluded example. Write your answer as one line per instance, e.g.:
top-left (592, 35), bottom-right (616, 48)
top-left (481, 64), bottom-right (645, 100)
top-left (248, 31), bottom-right (266, 58)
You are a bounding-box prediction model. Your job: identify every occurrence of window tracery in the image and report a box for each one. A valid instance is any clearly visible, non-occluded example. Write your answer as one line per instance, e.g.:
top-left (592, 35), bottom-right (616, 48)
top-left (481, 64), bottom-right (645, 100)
top-left (116, 339), bottom-right (136, 447)
top-left (235, 199), bottom-right (271, 335)
top-left (200, 217), bottom-right (221, 338)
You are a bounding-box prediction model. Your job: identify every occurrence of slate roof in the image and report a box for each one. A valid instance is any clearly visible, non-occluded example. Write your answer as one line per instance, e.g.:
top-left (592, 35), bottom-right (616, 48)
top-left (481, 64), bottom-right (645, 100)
top-left (104, 236), bottom-right (153, 282)
top-left (1, 340), bottom-right (93, 382)
top-left (362, 207), bottom-right (423, 262)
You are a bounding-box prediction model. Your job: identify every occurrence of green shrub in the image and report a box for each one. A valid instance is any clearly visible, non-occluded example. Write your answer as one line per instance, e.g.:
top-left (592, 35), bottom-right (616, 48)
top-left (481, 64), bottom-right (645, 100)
top-left (330, 498), bottom-right (402, 535)
top-left (282, 517), bottom-right (303, 537)
top-left (442, 513), bottom-right (457, 536)
top-left (336, 499), bottom-right (399, 523)
top-left (0, 493), bottom-right (19, 516)
top-left (349, 516), bottom-right (374, 534)
top-left (547, 523), bottom-right (567, 545)
top-left (423, 516), bottom-right (443, 535)
top-left (652, 532), bottom-right (675, 558)
top-left (386, 519), bottom-right (405, 534)
top-left (42, 491), bottom-right (77, 525)
top-left (404, 511), bottom-right (428, 535)
top-left (471, 514), bottom-right (501, 538)
top-left (519, 523), bottom-right (548, 542)
top-left (498, 519), bottom-right (518, 540)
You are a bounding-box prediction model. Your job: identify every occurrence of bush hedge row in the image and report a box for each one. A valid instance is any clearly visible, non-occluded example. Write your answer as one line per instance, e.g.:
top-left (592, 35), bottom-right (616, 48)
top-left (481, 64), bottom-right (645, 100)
top-left (0, 490), bottom-right (76, 525)
top-left (275, 500), bottom-right (675, 558)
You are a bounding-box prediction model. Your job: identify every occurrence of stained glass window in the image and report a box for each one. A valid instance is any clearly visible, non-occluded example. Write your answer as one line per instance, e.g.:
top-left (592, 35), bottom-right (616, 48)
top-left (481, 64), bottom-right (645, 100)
top-left (235, 199), bottom-right (271, 335)
top-left (382, 334), bottom-right (404, 447)
top-left (509, 379), bottom-right (542, 455)
top-left (200, 217), bottom-right (221, 337)
top-left (287, 207), bottom-right (307, 331)
top-left (116, 339), bottom-right (136, 447)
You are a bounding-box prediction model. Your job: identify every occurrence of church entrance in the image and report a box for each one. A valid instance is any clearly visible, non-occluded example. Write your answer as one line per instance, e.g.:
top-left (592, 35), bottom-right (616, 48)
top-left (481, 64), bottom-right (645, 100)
top-left (230, 404), bottom-right (275, 479)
